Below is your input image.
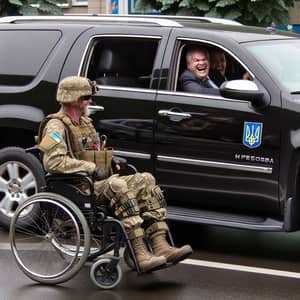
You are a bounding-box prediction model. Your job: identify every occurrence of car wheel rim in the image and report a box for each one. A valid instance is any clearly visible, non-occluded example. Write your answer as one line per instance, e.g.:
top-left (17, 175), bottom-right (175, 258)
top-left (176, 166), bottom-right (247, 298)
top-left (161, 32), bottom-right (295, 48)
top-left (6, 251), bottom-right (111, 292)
top-left (0, 161), bottom-right (38, 218)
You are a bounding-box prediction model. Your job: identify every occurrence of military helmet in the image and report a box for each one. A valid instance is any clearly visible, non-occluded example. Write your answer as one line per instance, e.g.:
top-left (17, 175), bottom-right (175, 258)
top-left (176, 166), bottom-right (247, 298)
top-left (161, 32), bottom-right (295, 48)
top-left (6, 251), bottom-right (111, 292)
top-left (56, 76), bottom-right (98, 103)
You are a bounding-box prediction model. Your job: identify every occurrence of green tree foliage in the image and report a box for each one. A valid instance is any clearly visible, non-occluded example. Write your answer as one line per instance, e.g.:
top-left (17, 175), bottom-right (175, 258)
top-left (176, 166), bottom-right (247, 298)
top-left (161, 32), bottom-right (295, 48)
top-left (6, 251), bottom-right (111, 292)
top-left (0, 0), bottom-right (64, 16)
top-left (136, 0), bottom-right (299, 26)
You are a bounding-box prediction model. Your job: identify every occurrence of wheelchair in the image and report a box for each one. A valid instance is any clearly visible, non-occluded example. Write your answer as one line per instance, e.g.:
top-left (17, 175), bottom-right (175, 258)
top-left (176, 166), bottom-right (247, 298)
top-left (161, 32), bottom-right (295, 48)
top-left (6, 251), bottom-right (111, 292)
top-left (8, 147), bottom-right (174, 289)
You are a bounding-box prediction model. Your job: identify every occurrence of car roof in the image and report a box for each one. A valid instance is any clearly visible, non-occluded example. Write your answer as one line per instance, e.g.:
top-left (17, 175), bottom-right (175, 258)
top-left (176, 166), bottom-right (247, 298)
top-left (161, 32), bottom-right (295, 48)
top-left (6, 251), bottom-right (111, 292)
top-left (0, 14), bottom-right (298, 43)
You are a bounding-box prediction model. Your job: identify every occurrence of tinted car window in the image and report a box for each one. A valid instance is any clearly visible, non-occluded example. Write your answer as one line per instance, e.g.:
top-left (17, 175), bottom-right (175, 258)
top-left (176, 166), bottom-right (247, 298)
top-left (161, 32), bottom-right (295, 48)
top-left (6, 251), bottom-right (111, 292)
top-left (245, 39), bottom-right (300, 93)
top-left (0, 30), bottom-right (61, 86)
top-left (86, 37), bottom-right (160, 89)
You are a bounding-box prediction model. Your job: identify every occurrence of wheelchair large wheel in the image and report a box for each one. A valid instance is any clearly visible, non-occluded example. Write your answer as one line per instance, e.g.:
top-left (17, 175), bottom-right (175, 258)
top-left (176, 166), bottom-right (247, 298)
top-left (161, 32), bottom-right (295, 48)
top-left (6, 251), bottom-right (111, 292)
top-left (90, 258), bottom-right (122, 289)
top-left (0, 147), bottom-right (45, 229)
top-left (9, 192), bottom-right (91, 285)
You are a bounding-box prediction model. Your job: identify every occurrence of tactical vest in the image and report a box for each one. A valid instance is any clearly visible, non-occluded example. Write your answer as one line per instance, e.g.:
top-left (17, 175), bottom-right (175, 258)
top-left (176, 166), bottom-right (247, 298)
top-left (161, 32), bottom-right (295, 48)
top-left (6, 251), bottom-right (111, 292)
top-left (37, 111), bottom-right (113, 174)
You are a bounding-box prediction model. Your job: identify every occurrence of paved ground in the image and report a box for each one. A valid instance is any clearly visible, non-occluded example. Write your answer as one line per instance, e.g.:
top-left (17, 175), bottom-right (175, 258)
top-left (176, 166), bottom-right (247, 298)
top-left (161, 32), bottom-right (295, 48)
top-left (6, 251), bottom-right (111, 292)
top-left (2, 224), bottom-right (300, 299)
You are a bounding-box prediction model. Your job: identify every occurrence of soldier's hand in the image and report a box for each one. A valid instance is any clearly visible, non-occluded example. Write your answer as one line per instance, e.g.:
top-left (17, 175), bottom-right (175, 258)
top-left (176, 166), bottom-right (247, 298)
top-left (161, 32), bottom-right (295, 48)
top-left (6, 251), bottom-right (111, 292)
top-left (93, 167), bottom-right (108, 181)
top-left (112, 156), bottom-right (127, 172)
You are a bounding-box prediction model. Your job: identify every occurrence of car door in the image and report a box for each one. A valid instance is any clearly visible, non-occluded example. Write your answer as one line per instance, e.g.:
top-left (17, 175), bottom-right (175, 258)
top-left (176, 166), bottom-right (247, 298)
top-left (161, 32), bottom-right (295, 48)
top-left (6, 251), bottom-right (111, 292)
top-left (154, 30), bottom-right (281, 216)
top-left (61, 26), bottom-right (172, 172)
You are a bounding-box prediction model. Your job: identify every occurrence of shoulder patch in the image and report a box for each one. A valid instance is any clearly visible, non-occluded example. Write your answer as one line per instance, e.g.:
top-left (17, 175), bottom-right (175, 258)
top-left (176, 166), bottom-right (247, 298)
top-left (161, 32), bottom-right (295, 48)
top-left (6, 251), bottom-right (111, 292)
top-left (50, 132), bottom-right (63, 143)
top-left (39, 131), bottom-right (63, 153)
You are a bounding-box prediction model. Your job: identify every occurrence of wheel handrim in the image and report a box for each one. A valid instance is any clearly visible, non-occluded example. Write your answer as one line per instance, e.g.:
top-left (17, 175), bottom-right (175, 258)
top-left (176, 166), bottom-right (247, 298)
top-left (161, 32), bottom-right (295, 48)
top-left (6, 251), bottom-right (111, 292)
top-left (11, 198), bottom-right (81, 279)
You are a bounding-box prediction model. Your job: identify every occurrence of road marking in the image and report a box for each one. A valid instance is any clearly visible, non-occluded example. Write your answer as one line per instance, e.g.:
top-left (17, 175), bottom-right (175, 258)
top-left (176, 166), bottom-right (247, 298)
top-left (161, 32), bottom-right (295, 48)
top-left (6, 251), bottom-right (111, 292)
top-left (0, 243), bottom-right (10, 250)
top-left (181, 258), bottom-right (300, 279)
top-left (2, 241), bottom-right (300, 279)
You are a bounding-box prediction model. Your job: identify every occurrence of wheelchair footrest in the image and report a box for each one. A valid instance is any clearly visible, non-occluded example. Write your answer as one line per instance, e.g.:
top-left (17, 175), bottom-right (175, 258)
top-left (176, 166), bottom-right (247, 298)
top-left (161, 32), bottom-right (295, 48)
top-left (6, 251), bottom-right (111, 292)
top-left (139, 262), bottom-right (174, 274)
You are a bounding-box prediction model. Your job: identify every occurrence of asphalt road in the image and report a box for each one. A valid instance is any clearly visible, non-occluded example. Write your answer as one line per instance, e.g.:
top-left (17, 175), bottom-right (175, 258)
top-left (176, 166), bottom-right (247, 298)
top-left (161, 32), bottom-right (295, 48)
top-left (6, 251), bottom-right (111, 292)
top-left (2, 223), bottom-right (300, 300)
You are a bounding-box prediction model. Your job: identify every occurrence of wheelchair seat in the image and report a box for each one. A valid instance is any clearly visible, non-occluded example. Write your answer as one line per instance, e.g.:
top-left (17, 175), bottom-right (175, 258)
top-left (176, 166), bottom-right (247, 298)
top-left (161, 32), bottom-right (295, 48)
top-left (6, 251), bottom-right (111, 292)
top-left (45, 172), bottom-right (96, 209)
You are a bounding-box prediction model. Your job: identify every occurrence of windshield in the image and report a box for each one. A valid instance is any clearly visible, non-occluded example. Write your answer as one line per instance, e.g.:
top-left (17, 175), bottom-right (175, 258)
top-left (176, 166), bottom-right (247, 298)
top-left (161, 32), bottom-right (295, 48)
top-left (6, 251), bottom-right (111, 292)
top-left (245, 39), bottom-right (300, 93)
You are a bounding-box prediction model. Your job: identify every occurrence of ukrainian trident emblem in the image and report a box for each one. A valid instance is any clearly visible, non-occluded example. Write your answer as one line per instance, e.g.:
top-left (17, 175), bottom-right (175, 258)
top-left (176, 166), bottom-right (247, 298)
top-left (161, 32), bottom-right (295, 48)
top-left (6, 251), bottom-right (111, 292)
top-left (243, 122), bottom-right (263, 149)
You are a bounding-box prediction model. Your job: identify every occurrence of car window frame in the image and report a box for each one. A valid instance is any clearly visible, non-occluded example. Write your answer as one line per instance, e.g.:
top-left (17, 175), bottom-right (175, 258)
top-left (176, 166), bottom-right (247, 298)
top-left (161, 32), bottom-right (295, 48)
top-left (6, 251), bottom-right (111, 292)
top-left (170, 38), bottom-right (255, 93)
top-left (79, 34), bottom-right (163, 92)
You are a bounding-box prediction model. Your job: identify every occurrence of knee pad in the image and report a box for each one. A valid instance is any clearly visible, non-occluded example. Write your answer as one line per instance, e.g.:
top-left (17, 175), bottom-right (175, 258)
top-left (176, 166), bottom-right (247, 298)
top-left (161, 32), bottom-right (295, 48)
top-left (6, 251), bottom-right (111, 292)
top-left (103, 177), bottom-right (139, 218)
top-left (151, 185), bottom-right (167, 208)
top-left (114, 198), bottom-right (140, 218)
top-left (142, 185), bottom-right (167, 211)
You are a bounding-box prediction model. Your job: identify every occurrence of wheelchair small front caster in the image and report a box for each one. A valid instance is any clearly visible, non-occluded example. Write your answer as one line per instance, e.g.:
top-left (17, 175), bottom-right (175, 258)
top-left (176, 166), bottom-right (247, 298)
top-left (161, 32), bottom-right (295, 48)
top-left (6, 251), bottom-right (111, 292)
top-left (90, 258), bottom-right (122, 289)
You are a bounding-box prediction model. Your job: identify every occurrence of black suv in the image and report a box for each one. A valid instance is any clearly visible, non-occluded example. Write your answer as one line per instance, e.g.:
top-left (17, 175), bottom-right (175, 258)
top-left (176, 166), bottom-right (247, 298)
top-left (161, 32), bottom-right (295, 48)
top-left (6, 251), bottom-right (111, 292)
top-left (0, 15), bottom-right (300, 232)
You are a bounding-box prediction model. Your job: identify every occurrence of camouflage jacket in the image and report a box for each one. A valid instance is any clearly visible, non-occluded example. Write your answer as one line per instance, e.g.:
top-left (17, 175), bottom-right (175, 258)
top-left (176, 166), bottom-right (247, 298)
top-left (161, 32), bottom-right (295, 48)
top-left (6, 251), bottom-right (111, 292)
top-left (37, 109), bottom-right (96, 175)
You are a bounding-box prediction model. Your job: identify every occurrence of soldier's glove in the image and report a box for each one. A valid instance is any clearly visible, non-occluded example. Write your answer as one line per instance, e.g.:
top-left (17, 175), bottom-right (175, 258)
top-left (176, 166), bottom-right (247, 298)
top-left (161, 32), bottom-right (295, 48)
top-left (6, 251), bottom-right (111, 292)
top-left (112, 156), bottom-right (127, 172)
top-left (93, 167), bottom-right (108, 181)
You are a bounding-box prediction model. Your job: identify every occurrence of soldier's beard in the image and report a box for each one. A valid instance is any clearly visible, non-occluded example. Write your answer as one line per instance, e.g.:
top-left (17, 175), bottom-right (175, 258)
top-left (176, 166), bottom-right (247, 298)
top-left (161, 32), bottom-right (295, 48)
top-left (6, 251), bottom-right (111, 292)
top-left (79, 104), bottom-right (90, 116)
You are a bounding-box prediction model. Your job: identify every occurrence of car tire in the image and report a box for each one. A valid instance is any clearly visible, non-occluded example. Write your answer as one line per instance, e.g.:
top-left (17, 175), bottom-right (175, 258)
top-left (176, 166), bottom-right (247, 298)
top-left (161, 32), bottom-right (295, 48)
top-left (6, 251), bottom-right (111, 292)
top-left (0, 147), bottom-right (45, 229)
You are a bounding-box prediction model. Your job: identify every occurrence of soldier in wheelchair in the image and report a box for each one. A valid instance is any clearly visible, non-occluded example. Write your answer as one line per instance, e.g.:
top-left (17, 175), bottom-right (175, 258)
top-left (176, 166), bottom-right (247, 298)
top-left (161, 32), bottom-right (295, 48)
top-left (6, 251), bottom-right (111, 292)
top-left (9, 76), bottom-right (192, 288)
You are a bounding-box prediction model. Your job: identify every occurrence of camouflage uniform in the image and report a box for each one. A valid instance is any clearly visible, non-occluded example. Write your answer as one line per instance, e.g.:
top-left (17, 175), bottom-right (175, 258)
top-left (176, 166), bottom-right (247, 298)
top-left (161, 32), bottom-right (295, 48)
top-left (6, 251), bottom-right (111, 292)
top-left (38, 105), bottom-right (168, 239)
top-left (37, 76), bottom-right (192, 272)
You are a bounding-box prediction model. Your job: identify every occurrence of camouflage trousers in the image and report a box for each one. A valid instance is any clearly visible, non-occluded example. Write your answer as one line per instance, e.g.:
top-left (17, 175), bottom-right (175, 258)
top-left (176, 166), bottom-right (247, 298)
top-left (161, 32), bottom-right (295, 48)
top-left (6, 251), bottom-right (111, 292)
top-left (93, 172), bottom-right (167, 238)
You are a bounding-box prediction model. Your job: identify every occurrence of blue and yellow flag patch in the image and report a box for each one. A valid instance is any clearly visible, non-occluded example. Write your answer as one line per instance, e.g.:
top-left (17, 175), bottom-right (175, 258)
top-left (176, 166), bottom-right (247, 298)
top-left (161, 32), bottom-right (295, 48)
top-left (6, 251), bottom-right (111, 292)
top-left (50, 132), bottom-right (63, 143)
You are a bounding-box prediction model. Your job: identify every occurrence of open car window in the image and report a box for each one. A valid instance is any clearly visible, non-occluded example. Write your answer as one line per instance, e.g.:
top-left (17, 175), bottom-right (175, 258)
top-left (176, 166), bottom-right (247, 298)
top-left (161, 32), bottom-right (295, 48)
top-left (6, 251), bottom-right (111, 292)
top-left (175, 42), bottom-right (251, 92)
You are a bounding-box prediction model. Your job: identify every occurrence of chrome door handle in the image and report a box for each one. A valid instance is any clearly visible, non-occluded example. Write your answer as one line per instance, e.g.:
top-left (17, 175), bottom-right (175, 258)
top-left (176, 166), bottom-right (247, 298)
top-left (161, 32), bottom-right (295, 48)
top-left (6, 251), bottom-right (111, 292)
top-left (158, 109), bottom-right (191, 119)
top-left (88, 105), bottom-right (104, 114)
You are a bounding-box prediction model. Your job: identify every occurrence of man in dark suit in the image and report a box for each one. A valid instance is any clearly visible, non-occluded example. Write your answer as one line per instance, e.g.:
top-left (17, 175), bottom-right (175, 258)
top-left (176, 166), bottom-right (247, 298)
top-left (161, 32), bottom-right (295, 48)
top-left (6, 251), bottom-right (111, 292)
top-left (179, 46), bottom-right (220, 95)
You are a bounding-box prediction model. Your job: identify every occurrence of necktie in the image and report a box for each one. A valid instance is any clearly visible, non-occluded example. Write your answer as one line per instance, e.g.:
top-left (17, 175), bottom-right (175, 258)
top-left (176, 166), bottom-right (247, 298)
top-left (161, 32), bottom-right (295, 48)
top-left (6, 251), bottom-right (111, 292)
top-left (203, 77), bottom-right (218, 89)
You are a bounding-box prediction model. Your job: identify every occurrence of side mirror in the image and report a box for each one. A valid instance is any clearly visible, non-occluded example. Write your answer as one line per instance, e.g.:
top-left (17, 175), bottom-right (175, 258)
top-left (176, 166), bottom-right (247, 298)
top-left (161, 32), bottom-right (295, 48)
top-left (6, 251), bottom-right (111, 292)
top-left (220, 80), bottom-right (269, 108)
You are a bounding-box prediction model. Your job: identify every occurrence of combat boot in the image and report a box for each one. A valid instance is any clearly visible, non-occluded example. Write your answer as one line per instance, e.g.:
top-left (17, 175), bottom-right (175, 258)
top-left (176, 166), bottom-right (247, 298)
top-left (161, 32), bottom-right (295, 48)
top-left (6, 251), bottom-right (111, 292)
top-left (131, 237), bottom-right (167, 272)
top-left (151, 230), bottom-right (193, 264)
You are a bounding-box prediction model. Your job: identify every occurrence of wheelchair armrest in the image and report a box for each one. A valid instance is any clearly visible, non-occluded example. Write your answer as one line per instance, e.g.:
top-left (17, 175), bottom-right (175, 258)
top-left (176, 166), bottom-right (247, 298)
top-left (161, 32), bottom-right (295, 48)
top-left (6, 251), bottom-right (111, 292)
top-left (25, 146), bottom-right (43, 162)
top-left (45, 172), bottom-right (89, 179)
top-left (127, 164), bottom-right (138, 173)
top-left (45, 172), bottom-right (94, 194)
top-left (116, 162), bottom-right (138, 176)
top-left (111, 154), bottom-right (138, 175)
top-left (25, 146), bottom-right (40, 155)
